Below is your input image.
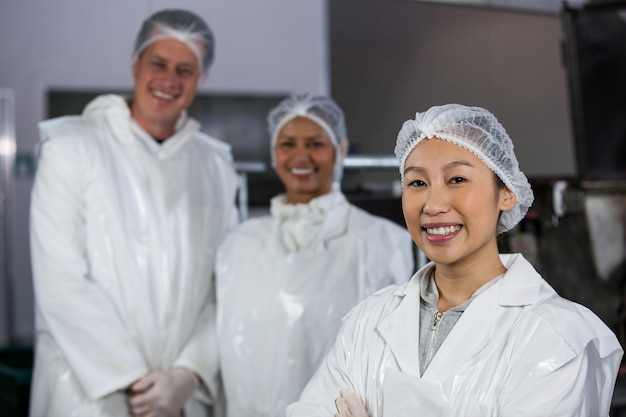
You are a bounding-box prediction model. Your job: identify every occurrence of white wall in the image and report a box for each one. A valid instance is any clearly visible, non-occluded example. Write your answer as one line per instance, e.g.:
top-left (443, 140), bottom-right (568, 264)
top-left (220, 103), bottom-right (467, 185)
top-left (0, 0), bottom-right (330, 343)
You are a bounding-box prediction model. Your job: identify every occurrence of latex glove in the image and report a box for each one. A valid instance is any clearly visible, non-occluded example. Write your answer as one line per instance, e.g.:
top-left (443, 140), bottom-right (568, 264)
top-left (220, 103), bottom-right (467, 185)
top-left (335, 389), bottom-right (370, 417)
top-left (128, 368), bottom-right (199, 417)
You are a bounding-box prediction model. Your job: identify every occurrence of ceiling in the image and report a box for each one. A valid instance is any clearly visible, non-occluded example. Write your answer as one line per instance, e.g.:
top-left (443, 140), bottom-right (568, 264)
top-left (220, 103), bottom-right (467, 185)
top-left (412, 0), bottom-right (588, 14)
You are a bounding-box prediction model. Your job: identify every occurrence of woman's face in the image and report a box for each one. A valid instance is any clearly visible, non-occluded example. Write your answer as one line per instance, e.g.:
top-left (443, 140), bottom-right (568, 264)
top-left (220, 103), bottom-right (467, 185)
top-left (131, 38), bottom-right (202, 139)
top-left (401, 138), bottom-right (516, 269)
top-left (273, 116), bottom-right (336, 204)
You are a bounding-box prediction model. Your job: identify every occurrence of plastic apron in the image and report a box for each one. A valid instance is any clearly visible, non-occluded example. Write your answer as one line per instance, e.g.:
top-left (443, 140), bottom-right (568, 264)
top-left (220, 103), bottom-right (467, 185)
top-left (216, 193), bottom-right (414, 417)
top-left (29, 95), bottom-right (239, 417)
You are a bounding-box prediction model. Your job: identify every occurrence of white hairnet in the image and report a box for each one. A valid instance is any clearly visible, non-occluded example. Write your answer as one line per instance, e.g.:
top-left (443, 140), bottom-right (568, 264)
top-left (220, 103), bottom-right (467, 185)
top-left (394, 103), bottom-right (534, 234)
top-left (133, 9), bottom-right (215, 74)
top-left (267, 93), bottom-right (348, 183)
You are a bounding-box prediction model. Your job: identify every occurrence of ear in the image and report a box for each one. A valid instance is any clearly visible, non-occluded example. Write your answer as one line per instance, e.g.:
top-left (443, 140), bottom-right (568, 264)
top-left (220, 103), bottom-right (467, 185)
top-left (197, 70), bottom-right (209, 87)
top-left (131, 57), bottom-right (139, 80)
top-left (499, 187), bottom-right (517, 211)
top-left (338, 137), bottom-right (349, 158)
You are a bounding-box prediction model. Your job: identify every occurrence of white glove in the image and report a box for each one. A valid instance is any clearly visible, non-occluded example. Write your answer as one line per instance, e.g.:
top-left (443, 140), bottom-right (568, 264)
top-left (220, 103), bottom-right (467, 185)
top-left (128, 368), bottom-right (199, 417)
top-left (335, 389), bottom-right (370, 417)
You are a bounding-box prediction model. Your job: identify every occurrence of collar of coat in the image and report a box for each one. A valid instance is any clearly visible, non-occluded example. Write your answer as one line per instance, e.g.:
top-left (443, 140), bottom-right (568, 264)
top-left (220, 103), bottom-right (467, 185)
top-left (398, 253), bottom-right (544, 307)
top-left (378, 254), bottom-right (551, 379)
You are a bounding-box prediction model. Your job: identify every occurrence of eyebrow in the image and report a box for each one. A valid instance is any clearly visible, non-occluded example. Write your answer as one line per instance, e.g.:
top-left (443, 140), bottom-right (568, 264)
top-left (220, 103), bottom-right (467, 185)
top-left (277, 133), bottom-right (327, 141)
top-left (403, 160), bottom-right (476, 176)
top-left (149, 52), bottom-right (198, 69)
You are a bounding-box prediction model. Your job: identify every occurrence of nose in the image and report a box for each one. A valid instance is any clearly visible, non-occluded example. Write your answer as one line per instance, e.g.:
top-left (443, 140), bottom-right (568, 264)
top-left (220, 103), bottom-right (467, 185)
top-left (291, 143), bottom-right (312, 161)
top-left (423, 186), bottom-right (449, 216)
top-left (160, 66), bottom-right (181, 86)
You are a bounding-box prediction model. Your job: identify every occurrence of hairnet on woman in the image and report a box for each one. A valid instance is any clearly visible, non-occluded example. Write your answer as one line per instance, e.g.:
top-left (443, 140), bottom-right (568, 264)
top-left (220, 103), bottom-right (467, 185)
top-left (215, 93), bottom-right (415, 417)
top-left (287, 104), bottom-right (622, 417)
top-left (267, 93), bottom-right (349, 186)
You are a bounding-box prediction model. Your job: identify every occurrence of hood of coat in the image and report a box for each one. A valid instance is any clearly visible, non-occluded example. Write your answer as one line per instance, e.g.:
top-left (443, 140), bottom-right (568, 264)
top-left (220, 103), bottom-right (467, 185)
top-left (83, 94), bottom-right (131, 120)
top-left (82, 94), bottom-right (201, 159)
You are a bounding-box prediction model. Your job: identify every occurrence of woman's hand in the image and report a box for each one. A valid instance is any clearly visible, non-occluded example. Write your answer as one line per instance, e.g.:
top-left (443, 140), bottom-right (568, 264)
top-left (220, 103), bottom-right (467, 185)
top-left (335, 389), bottom-right (370, 417)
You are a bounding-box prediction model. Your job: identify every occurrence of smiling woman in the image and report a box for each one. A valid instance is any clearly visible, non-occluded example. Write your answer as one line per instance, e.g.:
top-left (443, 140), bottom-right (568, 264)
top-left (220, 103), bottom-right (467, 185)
top-left (287, 104), bottom-right (623, 417)
top-left (273, 116), bottom-right (338, 204)
top-left (402, 138), bottom-right (516, 278)
top-left (215, 93), bottom-right (415, 417)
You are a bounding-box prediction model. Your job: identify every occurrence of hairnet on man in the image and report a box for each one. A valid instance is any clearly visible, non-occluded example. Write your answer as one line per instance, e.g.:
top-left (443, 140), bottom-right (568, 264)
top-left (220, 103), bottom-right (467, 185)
top-left (29, 9), bottom-right (239, 417)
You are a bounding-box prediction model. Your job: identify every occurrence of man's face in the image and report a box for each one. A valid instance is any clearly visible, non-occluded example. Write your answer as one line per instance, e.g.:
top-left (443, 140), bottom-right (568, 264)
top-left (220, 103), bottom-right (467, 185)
top-left (131, 38), bottom-right (203, 139)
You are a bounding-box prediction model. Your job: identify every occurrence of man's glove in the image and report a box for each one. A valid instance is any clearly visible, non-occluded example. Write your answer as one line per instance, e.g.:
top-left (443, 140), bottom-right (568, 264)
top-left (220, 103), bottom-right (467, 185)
top-left (128, 368), bottom-right (199, 417)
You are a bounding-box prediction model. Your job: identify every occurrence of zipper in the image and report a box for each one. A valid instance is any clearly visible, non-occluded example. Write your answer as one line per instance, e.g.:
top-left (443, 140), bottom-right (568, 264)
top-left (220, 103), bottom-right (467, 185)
top-left (431, 311), bottom-right (444, 330)
top-left (424, 311), bottom-right (445, 370)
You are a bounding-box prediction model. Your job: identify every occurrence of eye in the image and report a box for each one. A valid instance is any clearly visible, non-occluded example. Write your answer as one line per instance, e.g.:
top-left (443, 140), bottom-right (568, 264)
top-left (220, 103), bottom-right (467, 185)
top-left (277, 141), bottom-right (295, 148)
top-left (151, 60), bottom-right (166, 69)
top-left (449, 176), bottom-right (466, 184)
top-left (177, 67), bottom-right (196, 78)
top-left (406, 179), bottom-right (426, 188)
top-left (309, 140), bottom-right (328, 148)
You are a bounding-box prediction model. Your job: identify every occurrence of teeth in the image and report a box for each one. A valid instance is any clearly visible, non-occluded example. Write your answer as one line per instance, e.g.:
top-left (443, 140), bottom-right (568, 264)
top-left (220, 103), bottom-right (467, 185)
top-left (426, 225), bottom-right (461, 235)
top-left (153, 90), bottom-right (174, 100)
top-left (291, 168), bottom-right (314, 175)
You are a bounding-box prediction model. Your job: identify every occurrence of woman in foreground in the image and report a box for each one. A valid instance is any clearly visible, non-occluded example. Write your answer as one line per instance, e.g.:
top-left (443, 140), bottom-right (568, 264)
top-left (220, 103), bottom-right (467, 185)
top-left (287, 103), bottom-right (623, 417)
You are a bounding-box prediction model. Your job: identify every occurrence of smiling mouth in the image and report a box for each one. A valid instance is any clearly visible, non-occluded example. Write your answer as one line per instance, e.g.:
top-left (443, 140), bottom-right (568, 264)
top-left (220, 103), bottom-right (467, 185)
top-left (291, 168), bottom-right (315, 175)
top-left (425, 225), bottom-right (461, 235)
top-left (152, 90), bottom-right (175, 100)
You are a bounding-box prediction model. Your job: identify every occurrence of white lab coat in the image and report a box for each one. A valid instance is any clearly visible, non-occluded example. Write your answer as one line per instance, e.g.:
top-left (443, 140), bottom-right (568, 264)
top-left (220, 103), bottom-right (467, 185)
top-left (29, 94), bottom-right (239, 417)
top-left (288, 253), bottom-right (623, 417)
top-left (215, 192), bottom-right (414, 417)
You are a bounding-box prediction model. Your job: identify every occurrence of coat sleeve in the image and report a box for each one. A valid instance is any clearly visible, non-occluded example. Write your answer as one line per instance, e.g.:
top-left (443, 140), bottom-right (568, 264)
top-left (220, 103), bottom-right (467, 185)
top-left (499, 343), bottom-right (621, 416)
top-left (30, 123), bottom-right (148, 400)
top-left (286, 319), bottom-right (359, 417)
top-left (287, 293), bottom-right (390, 417)
top-left (498, 307), bottom-right (622, 417)
top-left (173, 292), bottom-right (220, 404)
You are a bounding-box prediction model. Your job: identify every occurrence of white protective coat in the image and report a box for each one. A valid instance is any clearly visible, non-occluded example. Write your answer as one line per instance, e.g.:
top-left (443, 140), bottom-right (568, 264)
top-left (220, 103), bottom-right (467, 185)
top-left (215, 192), bottom-right (414, 417)
top-left (29, 94), bottom-right (239, 417)
top-left (288, 254), bottom-right (623, 417)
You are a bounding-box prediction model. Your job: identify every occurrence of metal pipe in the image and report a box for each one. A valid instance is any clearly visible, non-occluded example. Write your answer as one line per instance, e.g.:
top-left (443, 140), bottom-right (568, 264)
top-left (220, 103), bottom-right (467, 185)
top-left (0, 88), bottom-right (16, 345)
